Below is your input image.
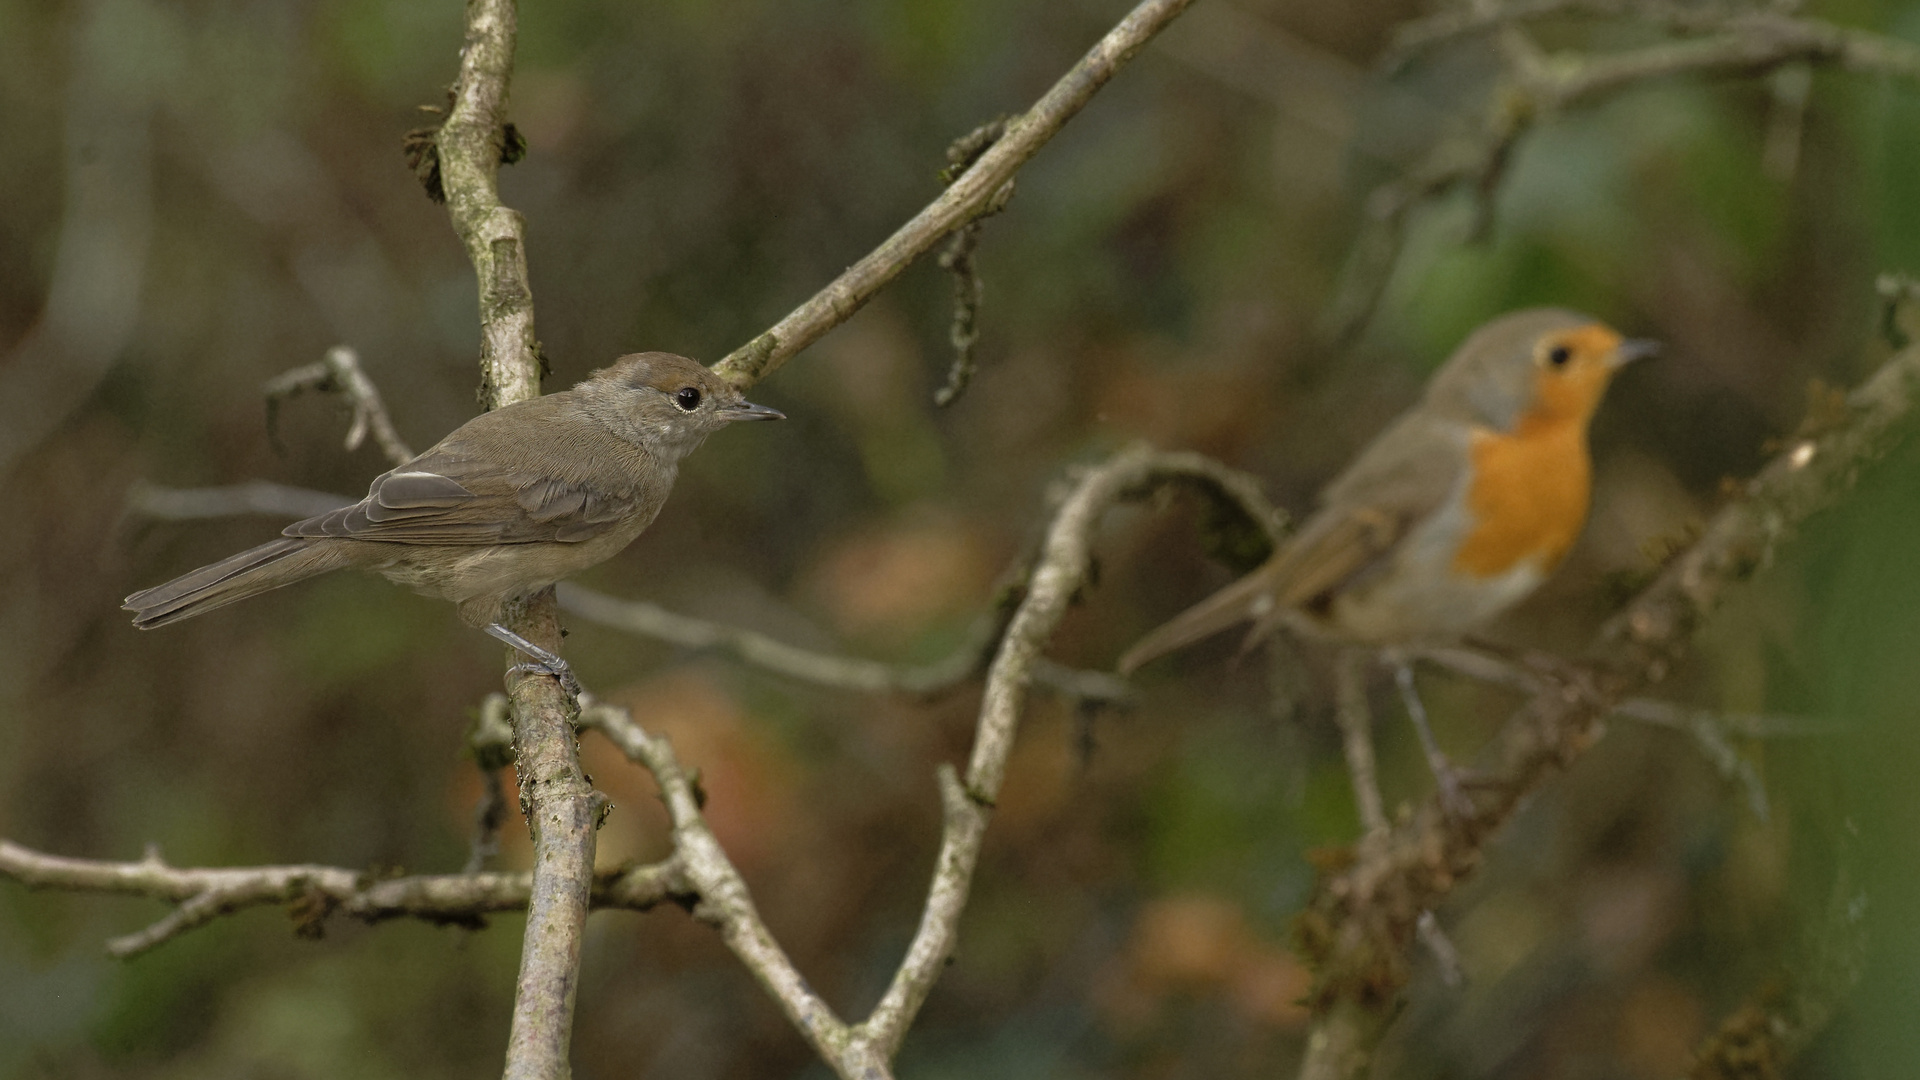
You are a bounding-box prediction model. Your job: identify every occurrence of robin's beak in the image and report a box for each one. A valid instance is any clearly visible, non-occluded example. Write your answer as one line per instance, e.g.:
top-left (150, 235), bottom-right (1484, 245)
top-left (1610, 338), bottom-right (1661, 369)
top-left (725, 400), bottom-right (786, 422)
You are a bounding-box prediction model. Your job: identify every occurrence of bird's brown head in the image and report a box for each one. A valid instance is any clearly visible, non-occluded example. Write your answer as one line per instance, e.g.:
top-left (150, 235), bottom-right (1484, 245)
top-left (1425, 308), bottom-right (1657, 434)
top-left (578, 352), bottom-right (785, 459)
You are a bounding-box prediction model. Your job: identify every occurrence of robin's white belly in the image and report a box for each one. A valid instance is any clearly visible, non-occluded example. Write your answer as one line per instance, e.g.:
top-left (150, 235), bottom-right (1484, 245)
top-left (1324, 492), bottom-right (1548, 643)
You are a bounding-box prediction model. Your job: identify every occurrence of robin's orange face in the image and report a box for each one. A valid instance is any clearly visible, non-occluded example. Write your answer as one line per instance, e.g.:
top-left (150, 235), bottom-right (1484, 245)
top-left (1518, 323), bottom-right (1629, 432)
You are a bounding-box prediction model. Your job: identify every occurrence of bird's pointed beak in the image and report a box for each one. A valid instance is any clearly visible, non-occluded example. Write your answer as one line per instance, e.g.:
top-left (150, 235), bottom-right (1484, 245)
top-left (725, 399), bottom-right (786, 422)
top-left (1610, 338), bottom-right (1661, 368)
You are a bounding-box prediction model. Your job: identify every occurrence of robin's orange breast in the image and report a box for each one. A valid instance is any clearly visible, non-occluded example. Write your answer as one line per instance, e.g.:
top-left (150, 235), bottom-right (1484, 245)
top-left (1451, 414), bottom-right (1592, 579)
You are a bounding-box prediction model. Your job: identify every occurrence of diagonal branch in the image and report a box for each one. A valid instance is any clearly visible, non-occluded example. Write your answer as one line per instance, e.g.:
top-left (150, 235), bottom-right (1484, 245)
top-left (710, 0), bottom-right (1197, 390)
top-left (855, 445), bottom-right (1254, 1058)
top-left (579, 702), bottom-right (881, 1077)
top-left (577, 447), bottom-right (1278, 1078)
top-left (1292, 340), bottom-right (1920, 1080)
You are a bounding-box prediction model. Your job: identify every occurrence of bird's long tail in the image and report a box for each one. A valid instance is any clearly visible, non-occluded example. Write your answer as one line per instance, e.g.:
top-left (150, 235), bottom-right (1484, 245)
top-left (124, 537), bottom-right (352, 628)
top-left (1116, 569), bottom-right (1279, 674)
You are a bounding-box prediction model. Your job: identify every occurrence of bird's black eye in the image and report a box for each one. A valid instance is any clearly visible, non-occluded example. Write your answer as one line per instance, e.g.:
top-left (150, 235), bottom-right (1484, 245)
top-left (674, 387), bottom-right (702, 411)
top-left (1546, 345), bottom-right (1572, 368)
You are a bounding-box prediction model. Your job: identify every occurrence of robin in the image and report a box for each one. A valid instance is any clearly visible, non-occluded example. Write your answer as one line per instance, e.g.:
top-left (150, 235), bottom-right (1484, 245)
top-left (1118, 308), bottom-right (1656, 807)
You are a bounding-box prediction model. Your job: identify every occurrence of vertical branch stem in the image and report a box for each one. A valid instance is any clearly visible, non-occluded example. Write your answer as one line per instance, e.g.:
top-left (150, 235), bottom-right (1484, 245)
top-left (433, 2), bottom-right (594, 1077)
top-left (1333, 650), bottom-right (1388, 835)
top-left (440, 0), bottom-right (540, 412)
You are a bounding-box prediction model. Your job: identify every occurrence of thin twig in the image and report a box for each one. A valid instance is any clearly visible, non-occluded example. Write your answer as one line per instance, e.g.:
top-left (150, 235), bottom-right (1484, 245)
top-left (1333, 649), bottom-right (1389, 835)
top-left (710, 0), bottom-right (1198, 390)
top-left (465, 693), bottom-right (518, 874)
top-left (1292, 340), bottom-right (1920, 1080)
top-left (114, 482), bottom-right (1143, 708)
top-left (1411, 644), bottom-right (1813, 818)
top-left (1388, 0), bottom-right (1759, 63)
top-left (1322, 9), bottom-right (1920, 345)
top-left (1415, 910), bottom-right (1464, 988)
top-left (557, 583), bottom-right (1133, 706)
top-left (579, 700), bottom-right (884, 1079)
top-left (261, 346), bottom-right (416, 467)
top-left (932, 119), bottom-right (1011, 409)
top-left (0, 839), bottom-right (687, 959)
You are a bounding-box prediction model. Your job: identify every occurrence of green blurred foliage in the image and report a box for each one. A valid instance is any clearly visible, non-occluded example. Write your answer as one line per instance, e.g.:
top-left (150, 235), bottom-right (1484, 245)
top-left (2, 0), bottom-right (1919, 1076)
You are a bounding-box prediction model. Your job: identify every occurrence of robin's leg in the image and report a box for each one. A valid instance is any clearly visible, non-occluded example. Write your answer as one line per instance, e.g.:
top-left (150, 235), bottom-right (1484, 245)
top-left (1388, 655), bottom-right (1475, 819)
top-left (485, 622), bottom-right (585, 702)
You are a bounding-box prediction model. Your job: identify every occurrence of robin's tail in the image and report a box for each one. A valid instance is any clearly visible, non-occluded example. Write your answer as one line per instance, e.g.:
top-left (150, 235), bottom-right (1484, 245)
top-left (124, 537), bottom-right (352, 628)
top-left (1117, 570), bottom-right (1279, 674)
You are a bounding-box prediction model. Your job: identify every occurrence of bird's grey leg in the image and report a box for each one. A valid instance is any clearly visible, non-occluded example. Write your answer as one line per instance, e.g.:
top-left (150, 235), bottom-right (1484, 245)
top-left (485, 622), bottom-right (584, 702)
top-left (1389, 654), bottom-right (1475, 820)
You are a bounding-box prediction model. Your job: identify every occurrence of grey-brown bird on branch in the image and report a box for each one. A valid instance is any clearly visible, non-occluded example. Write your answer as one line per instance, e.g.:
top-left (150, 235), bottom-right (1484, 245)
top-left (125, 352), bottom-right (783, 688)
top-left (1117, 309), bottom-right (1654, 811)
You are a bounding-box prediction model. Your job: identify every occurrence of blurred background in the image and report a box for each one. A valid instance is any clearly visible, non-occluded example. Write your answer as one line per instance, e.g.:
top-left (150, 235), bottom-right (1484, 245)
top-left (1, 0), bottom-right (1917, 1076)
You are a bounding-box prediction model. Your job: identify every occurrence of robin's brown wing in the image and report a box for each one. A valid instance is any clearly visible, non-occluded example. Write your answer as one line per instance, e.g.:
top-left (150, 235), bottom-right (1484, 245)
top-left (1262, 411), bottom-right (1472, 608)
top-left (283, 396), bottom-right (651, 546)
top-left (1118, 412), bottom-right (1470, 672)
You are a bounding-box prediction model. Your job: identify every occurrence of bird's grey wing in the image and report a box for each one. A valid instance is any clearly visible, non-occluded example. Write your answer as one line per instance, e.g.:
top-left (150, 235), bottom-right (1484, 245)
top-left (1266, 412), bottom-right (1471, 607)
top-left (284, 442), bottom-right (640, 546)
top-left (1117, 413), bottom-right (1470, 672)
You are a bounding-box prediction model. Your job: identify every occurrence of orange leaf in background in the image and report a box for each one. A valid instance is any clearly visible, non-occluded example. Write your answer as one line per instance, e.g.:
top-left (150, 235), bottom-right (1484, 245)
top-left (1092, 348), bottom-right (1270, 458)
top-left (588, 670), bottom-right (802, 876)
top-left (1097, 892), bottom-right (1310, 1031)
top-left (801, 511), bottom-right (994, 638)
top-left (1618, 975), bottom-right (1706, 1079)
top-left (1131, 893), bottom-right (1248, 986)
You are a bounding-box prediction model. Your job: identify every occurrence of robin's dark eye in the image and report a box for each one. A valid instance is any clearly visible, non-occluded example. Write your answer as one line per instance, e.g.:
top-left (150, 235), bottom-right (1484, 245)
top-left (674, 387), bottom-right (702, 411)
top-left (1547, 345), bottom-right (1572, 368)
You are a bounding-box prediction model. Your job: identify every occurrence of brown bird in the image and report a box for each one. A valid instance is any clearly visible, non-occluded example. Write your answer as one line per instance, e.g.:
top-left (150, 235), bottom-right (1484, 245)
top-left (125, 352), bottom-right (784, 689)
top-left (1118, 309), bottom-right (1654, 805)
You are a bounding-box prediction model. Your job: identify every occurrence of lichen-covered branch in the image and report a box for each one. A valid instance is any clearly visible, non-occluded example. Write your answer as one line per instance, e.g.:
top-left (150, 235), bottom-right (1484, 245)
top-left (710, 0), bottom-right (1196, 390)
top-left (436, 0), bottom-right (540, 413)
top-left (0, 839), bottom-right (686, 960)
top-left (430, 2), bottom-right (591, 1077)
top-left (1290, 341), bottom-right (1920, 1080)
top-left (1689, 873), bottom-right (1867, 1080)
